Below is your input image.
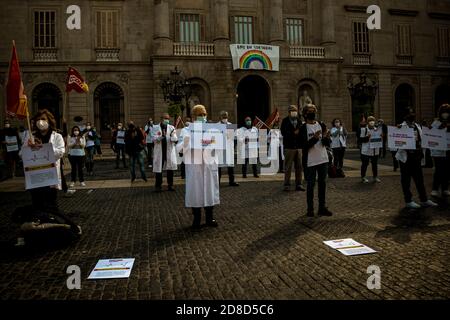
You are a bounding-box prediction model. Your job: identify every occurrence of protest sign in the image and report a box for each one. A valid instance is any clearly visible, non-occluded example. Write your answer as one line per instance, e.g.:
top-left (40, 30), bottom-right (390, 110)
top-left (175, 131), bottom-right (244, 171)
top-left (421, 127), bottom-right (447, 150)
top-left (388, 126), bottom-right (416, 150)
top-left (369, 128), bottom-right (383, 149)
top-left (5, 136), bottom-right (19, 152)
top-left (324, 238), bottom-right (377, 256)
top-left (88, 258), bottom-right (135, 279)
top-left (21, 143), bottom-right (59, 190)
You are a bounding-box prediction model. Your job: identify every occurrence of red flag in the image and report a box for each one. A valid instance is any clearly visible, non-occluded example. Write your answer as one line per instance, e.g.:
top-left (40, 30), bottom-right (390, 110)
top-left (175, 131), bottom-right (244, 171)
top-left (6, 41), bottom-right (28, 120)
top-left (265, 108), bottom-right (280, 129)
top-left (253, 116), bottom-right (270, 130)
top-left (174, 116), bottom-right (184, 129)
top-left (66, 67), bottom-right (89, 93)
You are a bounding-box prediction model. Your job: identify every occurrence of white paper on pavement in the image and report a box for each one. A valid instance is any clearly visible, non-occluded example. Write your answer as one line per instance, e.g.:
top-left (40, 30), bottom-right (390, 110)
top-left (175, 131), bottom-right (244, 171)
top-left (21, 143), bottom-right (59, 190)
top-left (387, 126), bottom-right (416, 150)
top-left (323, 238), bottom-right (377, 256)
top-left (88, 258), bottom-right (135, 279)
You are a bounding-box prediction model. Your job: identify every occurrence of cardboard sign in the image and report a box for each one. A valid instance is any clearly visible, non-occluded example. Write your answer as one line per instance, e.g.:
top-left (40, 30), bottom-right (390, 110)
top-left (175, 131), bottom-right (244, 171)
top-left (188, 123), bottom-right (226, 150)
top-left (5, 136), bottom-right (19, 152)
top-left (369, 129), bottom-right (383, 149)
top-left (388, 126), bottom-right (416, 150)
top-left (21, 143), bottom-right (59, 190)
top-left (421, 127), bottom-right (447, 150)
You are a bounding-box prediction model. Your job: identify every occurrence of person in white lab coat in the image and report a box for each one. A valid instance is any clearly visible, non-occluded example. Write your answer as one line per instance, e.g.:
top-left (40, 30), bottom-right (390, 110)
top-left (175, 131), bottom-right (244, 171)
top-left (237, 117), bottom-right (259, 178)
top-left (152, 113), bottom-right (178, 192)
top-left (178, 105), bottom-right (220, 230)
top-left (217, 111), bottom-right (239, 186)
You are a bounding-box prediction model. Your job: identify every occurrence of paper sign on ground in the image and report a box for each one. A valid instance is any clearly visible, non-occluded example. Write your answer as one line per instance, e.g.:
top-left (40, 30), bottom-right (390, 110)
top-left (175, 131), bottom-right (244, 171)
top-left (421, 127), bottom-right (447, 150)
top-left (21, 143), bottom-right (59, 190)
top-left (88, 258), bottom-right (135, 279)
top-left (387, 126), bottom-right (416, 150)
top-left (323, 238), bottom-right (377, 256)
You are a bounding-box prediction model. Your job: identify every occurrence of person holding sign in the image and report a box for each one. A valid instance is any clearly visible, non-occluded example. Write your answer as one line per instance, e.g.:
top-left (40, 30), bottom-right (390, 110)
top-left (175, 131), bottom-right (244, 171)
top-left (359, 116), bottom-right (381, 184)
top-left (111, 122), bottom-right (127, 169)
top-left (68, 126), bottom-right (86, 187)
top-left (179, 105), bottom-right (220, 230)
top-left (83, 122), bottom-right (97, 176)
top-left (1, 120), bottom-right (20, 178)
top-left (330, 118), bottom-right (348, 178)
top-left (430, 104), bottom-right (450, 197)
top-left (152, 113), bottom-right (178, 191)
top-left (395, 108), bottom-right (438, 209)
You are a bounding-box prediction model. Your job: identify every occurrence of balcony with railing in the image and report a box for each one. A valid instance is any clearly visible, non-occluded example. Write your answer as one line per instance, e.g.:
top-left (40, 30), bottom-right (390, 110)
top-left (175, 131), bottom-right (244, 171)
top-left (33, 48), bottom-right (58, 62)
top-left (173, 42), bottom-right (215, 56)
top-left (353, 54), bottom-right (371, 65)
top-left (289, 46), bottom-right (325, 59)
top-left (95, 48), bottom-right (120, 62)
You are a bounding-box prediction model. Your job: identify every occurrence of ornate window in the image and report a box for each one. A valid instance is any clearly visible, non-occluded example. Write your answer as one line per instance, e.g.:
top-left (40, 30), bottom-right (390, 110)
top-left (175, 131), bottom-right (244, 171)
top-left (285, 18), bottom-right (304, 46)
top-left (233, 16), bottom-right (254, 44)
top-left (96, 10), bottom-right (119, 48)
top-left (34, 10), bottom-right (56, 48)
top-left (175, 13), bottom-right (205, 43)
top-left (352, 21), bottom-right (370, 54)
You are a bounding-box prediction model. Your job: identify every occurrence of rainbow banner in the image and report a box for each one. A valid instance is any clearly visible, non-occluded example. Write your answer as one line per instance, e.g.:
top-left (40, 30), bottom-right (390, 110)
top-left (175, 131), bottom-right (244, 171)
top-left (230, 44), bottom-right (279, 71)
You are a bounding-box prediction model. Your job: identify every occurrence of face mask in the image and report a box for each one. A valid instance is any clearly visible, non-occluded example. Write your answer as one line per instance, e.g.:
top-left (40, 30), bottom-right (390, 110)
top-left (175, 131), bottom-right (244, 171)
top-left (5, 124), bottom-right (10, 128)
top-left (74, 131), bottom-right (80, 136)
top-left (162, 119), bottom-right (170, 125)
top-left (221, 119), bottom-right (228, 124)
top-left (306, 113), bottom-right (316, 121)
top-left (442, 113), bottom-right (449, 120)
top-left (290, 112), bottom-right (298, 118)
top-left (335, 122), bottom-right (341, 127)
top-left (246, 121), bottom-right (252, 126)
top-left (185, 122), bottom-right (191, 127)
top-left (369, 121), bottom-right (376, 127)
top-left (117, 126), bottom-right (122, 130)
top-left (197, 116), bottom-right (207, 123)
top-left (86, 126), bottom-right (91, 130)
top-left (37, 120), bottom-right (49, 131)
top-left (148, 121), bottom-right (153, 125)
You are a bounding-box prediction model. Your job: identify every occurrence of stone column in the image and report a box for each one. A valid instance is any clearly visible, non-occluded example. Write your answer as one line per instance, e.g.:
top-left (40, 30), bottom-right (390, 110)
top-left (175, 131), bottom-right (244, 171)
top-left (212, 0), bottom-right (230, 56)
top-left (321, 0), bottom-right (337, 58)
top-left (269, 0), bottom-right (284, 43)
top-left (153, 0), bottom-right (172, 55)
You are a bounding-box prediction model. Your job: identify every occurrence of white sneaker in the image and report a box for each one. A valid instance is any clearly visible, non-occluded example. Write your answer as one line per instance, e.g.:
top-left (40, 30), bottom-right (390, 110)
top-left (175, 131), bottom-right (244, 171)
top-left (148, 165), bottom-right (152, 168)
top-left (421, 200), bottom-right (438, 208)
top-left (14, 237), bottom-right (25, 247)
top-left (66, 189), bottom-right (76, 195)
top-left (80, 182), bottom-right (86, 187)
top-left (431, 190), bottom-right (440, 197)
top-left (69, 182), bottom-right (75, 188)
top-left (362, 177), bottom-right (369, 184)
top-left (442, 190), bottom-right (450, 197)
top-left (374, 177), bottom-right (381, 183)
top-left (406, 201), bottom-right (421, 209)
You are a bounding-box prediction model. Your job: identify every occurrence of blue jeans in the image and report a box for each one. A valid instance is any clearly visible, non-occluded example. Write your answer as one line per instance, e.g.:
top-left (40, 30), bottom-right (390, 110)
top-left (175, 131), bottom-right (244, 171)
top-left (130, 150), bottom-right (146, 180)
top-left (304, 162), bottom-right (328, 211)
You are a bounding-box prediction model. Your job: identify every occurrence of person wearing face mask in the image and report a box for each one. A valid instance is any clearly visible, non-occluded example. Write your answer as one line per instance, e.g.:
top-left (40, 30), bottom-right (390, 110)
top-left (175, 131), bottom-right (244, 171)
top-left (178, 105), bottom-right (220, 230)
top-left (359, 116), bottom-right (381, 184)
top-left (144, 117), bottom-right (154, 168)
top-left (111, 122), bottom-right (127, 169)
top-left (178, 117), bottom-right (191, 179)
top-left (82, 122), bottom-right (97, 176)
top-left (396, 108), bottom-right (438, 209)
top-left (330, 118), bottom-right (347, 178)
top-left (1, 120), bottom-right (20, 178)
top-left (68, 126), bottom-right (86, 187)
top-left (152, 113), bottom-right (178, 191)
top-left (217, 111), bottom-right (239, 187)
top-left (299, 104), bottom-right (333, 217)
top-left (430, 104), bottom-right (450, 197)
top-left (280, 105), bottom-right (305, 191)
top-left (237, 116), bottom-right (259, 178)
top-left (124, 122), bottom-right (147, 182)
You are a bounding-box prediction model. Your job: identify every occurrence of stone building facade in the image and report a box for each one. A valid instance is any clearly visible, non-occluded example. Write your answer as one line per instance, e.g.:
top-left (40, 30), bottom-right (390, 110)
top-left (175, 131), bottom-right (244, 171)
top-left (0, 0), bottom-right (449, 139)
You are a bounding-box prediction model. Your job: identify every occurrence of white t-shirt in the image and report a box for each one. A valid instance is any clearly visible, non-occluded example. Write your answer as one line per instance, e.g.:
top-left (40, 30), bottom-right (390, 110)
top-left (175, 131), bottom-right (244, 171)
top-left (306, 122), bottom-right (329, 167)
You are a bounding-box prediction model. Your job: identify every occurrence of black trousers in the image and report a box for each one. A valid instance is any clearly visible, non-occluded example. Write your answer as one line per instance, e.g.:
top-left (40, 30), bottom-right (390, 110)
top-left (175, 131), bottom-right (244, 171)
top-left (399, 152), bottom-right (428, 203)
top-left (180, 162), bottom-right (185, 179)
top-left (332, 147), bottom-right (345, 170)
top-left (155, 170), bottom-right (174, 188)
top-left (305, 163), bottom-right (328, 211)
top-left (361, 154), bottom-right (378, 178)
top-left (242, 159), bottom-right (258, 177)
top-left (432, 155), bottom-right (450, 191)
top-left (218, 167), bottom-right (236, 184)
top-left (115, 145), bottom-right (127, 167)
top-left (146, 143), bottom-right (154, 164)
top-left (391, 151), bottom-right (399, 171)
top-left (69, 156), bottom-right (84, 182)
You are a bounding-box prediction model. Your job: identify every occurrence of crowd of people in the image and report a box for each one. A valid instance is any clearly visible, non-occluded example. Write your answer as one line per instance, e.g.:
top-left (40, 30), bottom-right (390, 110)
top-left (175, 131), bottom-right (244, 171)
top-left (2, 102), bottom-right (449, 243)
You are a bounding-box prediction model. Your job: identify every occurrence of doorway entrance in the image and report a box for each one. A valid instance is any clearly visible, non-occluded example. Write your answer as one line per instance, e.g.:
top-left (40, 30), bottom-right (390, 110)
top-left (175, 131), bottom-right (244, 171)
top-left (236, 75), bottom-right (270, 127)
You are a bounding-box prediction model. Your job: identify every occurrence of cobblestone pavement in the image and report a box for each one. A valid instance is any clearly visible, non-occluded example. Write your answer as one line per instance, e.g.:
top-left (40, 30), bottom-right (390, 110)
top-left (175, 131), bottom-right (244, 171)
top-left (0, 154), bottom-right (449, 300)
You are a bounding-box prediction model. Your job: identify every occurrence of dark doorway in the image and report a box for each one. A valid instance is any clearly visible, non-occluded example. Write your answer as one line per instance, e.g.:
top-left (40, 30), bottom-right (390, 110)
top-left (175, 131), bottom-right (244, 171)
top-left (395, 84), bottom-right (415, 125)
top-left (32, 83), bottom-right (62, 128)
top-left (94, 82), bottom-right (124, 143)
top-left (236, 75), bottom-right (270, 127)
top-left (435, 84), bottom-right (450, 115)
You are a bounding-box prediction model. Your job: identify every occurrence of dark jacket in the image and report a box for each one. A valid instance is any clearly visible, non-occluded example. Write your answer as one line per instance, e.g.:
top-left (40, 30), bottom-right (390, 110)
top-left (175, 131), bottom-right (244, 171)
top-left (280, 116), bottom-right (303, 149)
top-left (124, 127), bottom-right (145, 156)
top-left (300, 121), bottom-right (331, 167)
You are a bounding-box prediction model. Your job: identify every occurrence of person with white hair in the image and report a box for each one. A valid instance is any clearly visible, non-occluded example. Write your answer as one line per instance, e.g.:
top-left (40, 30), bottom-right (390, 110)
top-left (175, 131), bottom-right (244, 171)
top-left (178, 105), bottom-right (220, 230)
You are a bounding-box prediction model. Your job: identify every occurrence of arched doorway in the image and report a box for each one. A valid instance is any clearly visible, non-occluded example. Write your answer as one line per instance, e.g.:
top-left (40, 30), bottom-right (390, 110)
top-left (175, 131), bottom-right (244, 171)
top-left (236, 75), bottom-right (270, 127)
top-left (395, 84), bottom-right (415, 124)
top-left (32, 83), bottom-right (63, 128)
top-left (348, 74), bottom-right (378, 131)
top-left (435, 84), bottom-right (450, 115)
top-left (94, 82), bottom-right (124, 142)
top-left (187, 79), bottom-right (211, 118)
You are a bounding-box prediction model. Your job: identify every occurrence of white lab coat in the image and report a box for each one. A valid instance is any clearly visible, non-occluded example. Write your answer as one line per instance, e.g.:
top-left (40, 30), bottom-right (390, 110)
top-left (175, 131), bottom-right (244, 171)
top-left (237, 126), bottom-right (258, 163)
top-left (20, 131), bottom-right (65, 190)
top-left (179, 122), bottom-right (220, 208)
top-left (152, 124), bottom-right (178, 173)
top-left (217, 121), bottom-right (235, 168)
top-left (395, 121), bottom-right (426, 164)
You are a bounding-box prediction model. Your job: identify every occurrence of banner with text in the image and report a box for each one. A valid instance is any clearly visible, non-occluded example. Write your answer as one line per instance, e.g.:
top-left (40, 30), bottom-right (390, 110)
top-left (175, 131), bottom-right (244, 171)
top-left (230, 44), bottom-right (280, 71)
